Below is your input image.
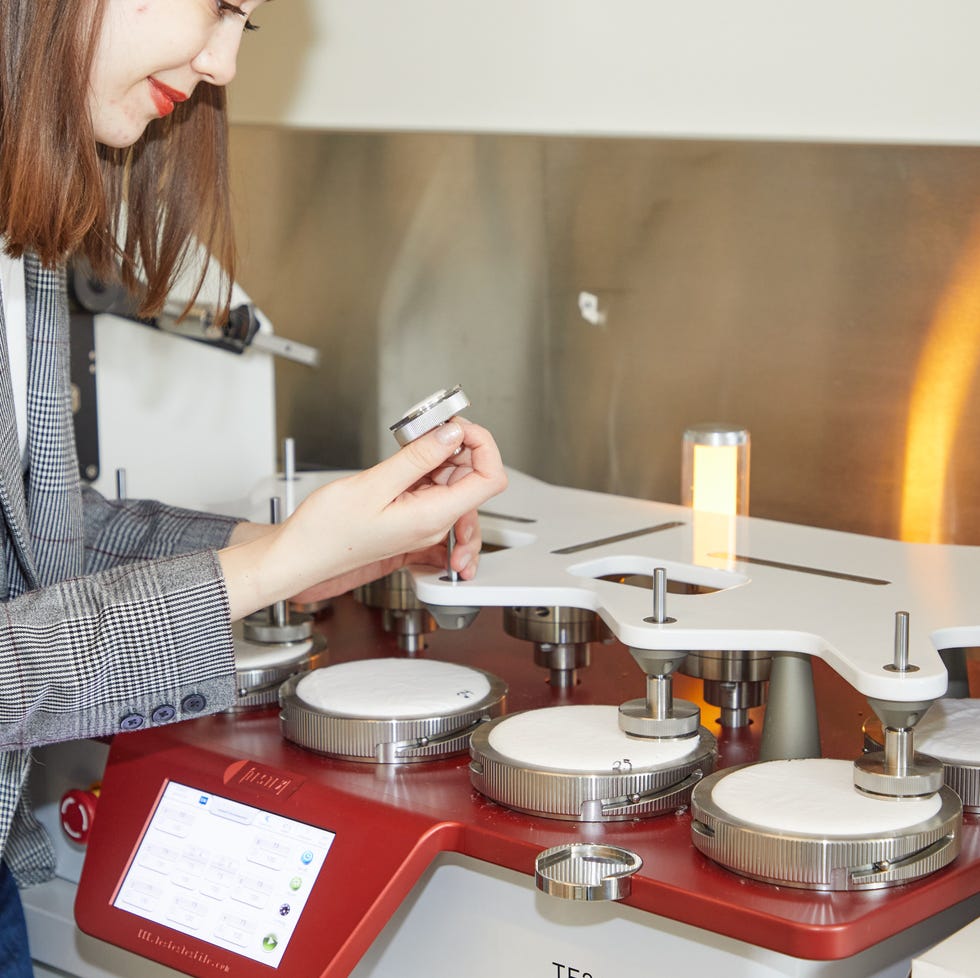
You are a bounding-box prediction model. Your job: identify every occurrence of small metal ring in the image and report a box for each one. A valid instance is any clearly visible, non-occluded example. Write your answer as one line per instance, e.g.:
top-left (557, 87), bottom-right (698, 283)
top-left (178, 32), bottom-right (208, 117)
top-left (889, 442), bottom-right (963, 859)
top-left (535, 843), bottom-right (642, 901)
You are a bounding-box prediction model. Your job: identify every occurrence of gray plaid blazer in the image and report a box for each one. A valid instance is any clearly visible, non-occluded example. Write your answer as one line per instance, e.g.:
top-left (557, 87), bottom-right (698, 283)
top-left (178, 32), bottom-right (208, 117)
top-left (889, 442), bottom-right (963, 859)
top-left (0, 256), bottom-right (240, 885)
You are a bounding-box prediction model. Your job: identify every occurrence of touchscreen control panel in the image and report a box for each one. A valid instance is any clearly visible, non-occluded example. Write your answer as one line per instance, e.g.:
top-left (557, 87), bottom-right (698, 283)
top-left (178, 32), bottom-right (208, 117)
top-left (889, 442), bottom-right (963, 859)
top-left (113, 782), bottom-right (336, 967)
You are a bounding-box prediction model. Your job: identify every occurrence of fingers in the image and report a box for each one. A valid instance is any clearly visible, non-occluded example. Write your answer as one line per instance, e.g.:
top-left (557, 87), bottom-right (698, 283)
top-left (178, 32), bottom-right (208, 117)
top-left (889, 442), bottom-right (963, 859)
top-left (224, 415), bottom-right (503, 618)
top-left (376, 421), bottom-right (465, 496)
top-left (436, 420), bottom-right (507, 494)
top-left (460, 420), bottom-right (507, 490)
top-left (369, 418), bottom-right (506, 517)
top-left (274, 418), bottom-right (505, 603)
top-left (400, 509), bottom-right (481, 580)
top-left (450, 509), bottom-right (482, 579)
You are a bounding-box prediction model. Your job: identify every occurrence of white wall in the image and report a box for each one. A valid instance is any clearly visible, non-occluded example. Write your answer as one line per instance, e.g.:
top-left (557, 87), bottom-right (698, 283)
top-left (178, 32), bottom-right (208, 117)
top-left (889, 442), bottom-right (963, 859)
top-left (229, 0), bottom-right (980, 144)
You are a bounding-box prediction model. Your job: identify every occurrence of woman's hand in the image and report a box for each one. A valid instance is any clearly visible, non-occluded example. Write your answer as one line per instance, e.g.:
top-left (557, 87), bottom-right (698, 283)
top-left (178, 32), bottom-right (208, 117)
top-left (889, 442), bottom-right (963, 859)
top-left (219, 419), bottom-right (506, 619)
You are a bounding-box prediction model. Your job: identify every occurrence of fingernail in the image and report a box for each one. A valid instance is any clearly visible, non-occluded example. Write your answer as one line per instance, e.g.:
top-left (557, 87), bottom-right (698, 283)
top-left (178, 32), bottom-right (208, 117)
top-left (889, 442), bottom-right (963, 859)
top-left (456, 552), bottom-right (471, 571)
top-left (436, 422), bottom-right (462, 445)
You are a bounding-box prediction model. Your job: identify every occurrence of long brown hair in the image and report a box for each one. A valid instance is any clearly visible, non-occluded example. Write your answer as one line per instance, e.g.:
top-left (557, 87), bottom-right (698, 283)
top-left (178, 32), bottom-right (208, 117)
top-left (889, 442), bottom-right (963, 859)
top-left (0, 0), bottom-right (235, 317)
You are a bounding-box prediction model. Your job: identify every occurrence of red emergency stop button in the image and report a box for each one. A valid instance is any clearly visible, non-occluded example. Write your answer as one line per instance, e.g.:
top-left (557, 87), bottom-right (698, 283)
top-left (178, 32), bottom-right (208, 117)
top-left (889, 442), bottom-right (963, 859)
top-left (60, 786), bottom-right (100, 844)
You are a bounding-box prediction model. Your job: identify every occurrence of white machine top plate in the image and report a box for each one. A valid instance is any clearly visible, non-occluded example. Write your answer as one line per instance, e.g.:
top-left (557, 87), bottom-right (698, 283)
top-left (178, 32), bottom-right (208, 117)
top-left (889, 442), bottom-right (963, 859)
top-left (712, 759), bottom-right (942, 836)
top-left (296, 658), bottom-right (492, 718)
top-left (487, 705), bottom-right (700, 771)
top-left (405, 469), bottom-right (980, 701)
top-left (915, 699), bottom-right (980, 765)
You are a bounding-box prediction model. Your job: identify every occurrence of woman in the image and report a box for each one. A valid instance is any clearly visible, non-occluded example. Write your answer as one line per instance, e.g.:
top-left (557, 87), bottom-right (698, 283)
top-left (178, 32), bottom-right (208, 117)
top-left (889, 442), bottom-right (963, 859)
top-left (0, 1), bottom-right (507, 969)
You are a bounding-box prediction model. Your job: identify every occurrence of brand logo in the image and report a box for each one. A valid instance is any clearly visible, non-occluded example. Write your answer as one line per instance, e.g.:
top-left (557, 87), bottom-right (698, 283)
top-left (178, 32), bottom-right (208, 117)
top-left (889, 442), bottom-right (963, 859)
top-left (229, 761), bottom-right (304, 799)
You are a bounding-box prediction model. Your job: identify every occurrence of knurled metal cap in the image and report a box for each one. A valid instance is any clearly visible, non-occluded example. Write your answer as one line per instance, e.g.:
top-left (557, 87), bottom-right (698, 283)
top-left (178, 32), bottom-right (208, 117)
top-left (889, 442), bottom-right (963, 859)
top-left (618, 698), bottom-right (701, 739)
top-left (503, 606), bottom-right (610, 646)
top-left (853, 751), bottom-right (945, 798)
top-left (390, 386), bottom-right (470, 446)
top-left (243, 609), bottom-right (314, 644)
top-left (863, 717), bottom-right (980, 813)
top-left (354, 569), bottom-right (425, 612)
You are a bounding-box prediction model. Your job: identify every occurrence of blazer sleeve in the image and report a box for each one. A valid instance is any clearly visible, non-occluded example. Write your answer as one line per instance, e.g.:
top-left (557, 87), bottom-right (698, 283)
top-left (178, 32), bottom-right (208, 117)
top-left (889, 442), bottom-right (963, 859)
top-left (81, 485), bottom-right (243, 572)
top-left (0, 547), bottom-right (237, 749)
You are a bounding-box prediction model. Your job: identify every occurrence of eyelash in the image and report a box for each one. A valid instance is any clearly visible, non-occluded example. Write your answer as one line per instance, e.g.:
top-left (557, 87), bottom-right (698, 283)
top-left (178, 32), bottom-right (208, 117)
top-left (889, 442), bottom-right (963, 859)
top-left (217, 1), bottom-right (259, 31)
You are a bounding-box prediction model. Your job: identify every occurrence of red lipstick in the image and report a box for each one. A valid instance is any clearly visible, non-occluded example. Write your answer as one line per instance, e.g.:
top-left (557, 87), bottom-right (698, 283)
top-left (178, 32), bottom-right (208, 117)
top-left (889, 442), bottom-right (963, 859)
top-left (148, 78), bottom-right (189, 117)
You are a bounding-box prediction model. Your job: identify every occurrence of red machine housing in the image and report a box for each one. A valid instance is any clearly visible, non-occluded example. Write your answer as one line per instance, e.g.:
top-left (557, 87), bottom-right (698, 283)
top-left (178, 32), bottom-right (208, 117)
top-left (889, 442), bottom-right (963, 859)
top-left (76, 596), bottom-right (980, 977)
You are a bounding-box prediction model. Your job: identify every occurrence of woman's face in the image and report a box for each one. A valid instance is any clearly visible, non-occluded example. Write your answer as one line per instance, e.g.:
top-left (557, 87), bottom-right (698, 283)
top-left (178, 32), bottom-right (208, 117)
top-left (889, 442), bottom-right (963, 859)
top-left (89, 0), bottom-right (265, 148)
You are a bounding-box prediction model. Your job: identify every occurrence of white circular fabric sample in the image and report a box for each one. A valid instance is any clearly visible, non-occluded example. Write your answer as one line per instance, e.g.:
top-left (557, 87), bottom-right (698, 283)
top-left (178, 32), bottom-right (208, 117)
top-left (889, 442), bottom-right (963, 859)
top-left (914, 699), bottom-right (980, 766)
top-left (234, 635), bottom-right (314, 670)
top-left (711, 759), bottom-right (942, 837)
top-left (296, 658), bottom-right (491, 718)
top-left (487, 705), bottom-right (701, 772)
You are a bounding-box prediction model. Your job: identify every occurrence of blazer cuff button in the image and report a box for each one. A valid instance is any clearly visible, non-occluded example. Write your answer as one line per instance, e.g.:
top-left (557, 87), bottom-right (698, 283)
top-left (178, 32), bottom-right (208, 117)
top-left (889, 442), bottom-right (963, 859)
top-left (120, 713), bottom-right (145, 732)
top-left (151, 705), bottom-right (177, 724)
top-left (181, 693), bottom-right (207, 714)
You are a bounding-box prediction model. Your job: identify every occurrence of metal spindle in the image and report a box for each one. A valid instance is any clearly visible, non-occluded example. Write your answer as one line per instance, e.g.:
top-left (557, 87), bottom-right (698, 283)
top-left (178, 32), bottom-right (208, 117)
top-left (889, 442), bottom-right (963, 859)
top-left (893, 611), bottom-right (910, 672)
top-left (269, 497), bottom-right (288, 628)
top-left (652, 567), bottom-right (667, 624)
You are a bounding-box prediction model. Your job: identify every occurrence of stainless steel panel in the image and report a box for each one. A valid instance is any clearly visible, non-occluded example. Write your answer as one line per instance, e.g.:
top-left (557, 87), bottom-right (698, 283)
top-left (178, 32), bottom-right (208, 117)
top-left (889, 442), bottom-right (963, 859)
top-left (229, 129), bottom-right (980, 545)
